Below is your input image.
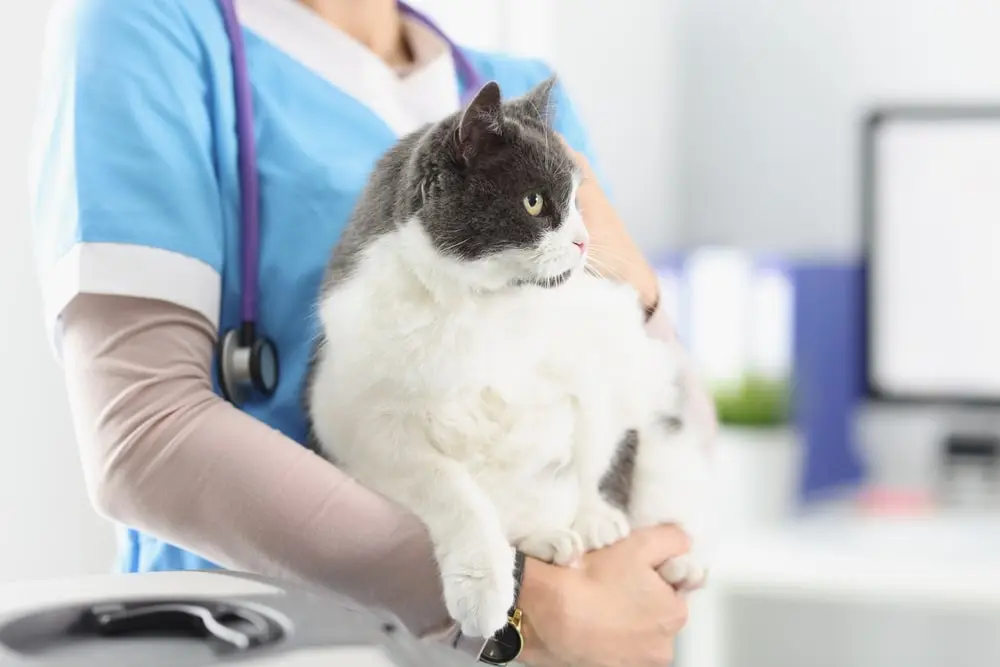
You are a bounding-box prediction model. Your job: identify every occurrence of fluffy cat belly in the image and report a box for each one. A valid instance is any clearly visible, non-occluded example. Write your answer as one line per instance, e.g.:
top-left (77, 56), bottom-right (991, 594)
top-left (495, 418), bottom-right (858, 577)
top-left (413, 390), bottom-right (593, 543)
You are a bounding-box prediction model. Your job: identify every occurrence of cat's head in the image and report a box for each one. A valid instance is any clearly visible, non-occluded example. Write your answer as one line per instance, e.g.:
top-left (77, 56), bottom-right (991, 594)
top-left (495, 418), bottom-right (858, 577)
top-left (407, 76), bottom-right (588, 292)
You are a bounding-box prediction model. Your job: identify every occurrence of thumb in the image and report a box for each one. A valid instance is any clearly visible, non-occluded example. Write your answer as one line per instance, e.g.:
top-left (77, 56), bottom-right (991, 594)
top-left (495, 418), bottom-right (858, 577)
top-left (631, 524), bottom-right (691, 568)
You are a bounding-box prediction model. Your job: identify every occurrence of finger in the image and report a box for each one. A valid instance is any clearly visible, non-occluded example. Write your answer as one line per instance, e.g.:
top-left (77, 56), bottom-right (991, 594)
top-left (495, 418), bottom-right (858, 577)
top-left (630, 524), bottom-right (691, 567)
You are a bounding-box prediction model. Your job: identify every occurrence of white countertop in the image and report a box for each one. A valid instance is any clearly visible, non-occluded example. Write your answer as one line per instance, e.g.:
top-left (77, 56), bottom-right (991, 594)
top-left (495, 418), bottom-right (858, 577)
top-left (679, 426), bottom-right (1000, 667)
top-left (680, 507), bottom-right (1000, 667)
top-left (710, 509), bottom-right (1000, 607)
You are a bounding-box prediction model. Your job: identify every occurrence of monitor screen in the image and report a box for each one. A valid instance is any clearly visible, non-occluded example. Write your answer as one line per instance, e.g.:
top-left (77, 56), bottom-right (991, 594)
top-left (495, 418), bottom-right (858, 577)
top-left (867, 111), bottom-right (1000, 401)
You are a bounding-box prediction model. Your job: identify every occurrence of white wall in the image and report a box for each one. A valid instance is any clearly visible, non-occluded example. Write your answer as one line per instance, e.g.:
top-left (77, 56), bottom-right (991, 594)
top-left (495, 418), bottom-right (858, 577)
top-left (676, 0), bottom-right (1000, 256)
top-left (548, 0), bottom-right (682, 255)
top-left (0, 0), bottom-right (116, 583)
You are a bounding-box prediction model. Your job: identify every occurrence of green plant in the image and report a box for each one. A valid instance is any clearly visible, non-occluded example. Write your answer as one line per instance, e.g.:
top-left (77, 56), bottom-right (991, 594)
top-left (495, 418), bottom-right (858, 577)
top-left (712, 374), bottom-right (792, 427)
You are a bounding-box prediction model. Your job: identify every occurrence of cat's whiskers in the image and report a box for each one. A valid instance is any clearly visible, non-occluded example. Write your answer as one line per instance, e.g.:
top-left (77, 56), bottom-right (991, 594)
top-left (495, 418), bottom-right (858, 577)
top-left (439, 237), bottom-right (472, 255)
top-left (586, 239), bottom-right (634, 262)
top-left (587, 242), bottom-right (640, 270)
top-left (586, 260), bottom-right (627, 284)
top-left (586, 263), bottom-right (625, 285)
top-left (586, 241), bottom-right (630, 261)
top-left (585, 253), bottom-right (628, 284)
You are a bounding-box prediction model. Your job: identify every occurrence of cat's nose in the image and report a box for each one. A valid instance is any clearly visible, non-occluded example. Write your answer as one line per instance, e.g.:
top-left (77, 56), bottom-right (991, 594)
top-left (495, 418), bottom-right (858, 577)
top-left (573, 240), bottom-right (587, 255)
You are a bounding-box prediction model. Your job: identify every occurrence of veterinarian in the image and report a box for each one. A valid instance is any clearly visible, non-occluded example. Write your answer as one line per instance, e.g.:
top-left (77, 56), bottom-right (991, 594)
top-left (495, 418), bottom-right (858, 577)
top-left (29, 1), bottom-right (716, 665)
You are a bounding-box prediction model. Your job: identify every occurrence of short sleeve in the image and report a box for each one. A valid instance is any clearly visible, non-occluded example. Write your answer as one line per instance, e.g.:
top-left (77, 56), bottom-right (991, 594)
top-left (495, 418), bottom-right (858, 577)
top-left (29, 0), bottom-right (224, 354)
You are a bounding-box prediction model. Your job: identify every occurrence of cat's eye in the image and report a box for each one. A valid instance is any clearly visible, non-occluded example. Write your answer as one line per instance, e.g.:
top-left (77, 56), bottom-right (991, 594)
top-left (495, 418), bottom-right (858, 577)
top-left (522, 193), bottom-right (544, 217)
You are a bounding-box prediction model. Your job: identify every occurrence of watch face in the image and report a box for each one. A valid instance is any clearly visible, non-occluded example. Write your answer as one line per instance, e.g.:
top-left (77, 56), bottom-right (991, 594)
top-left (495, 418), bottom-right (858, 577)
top-left (481, 624), bottom-right (523, 664)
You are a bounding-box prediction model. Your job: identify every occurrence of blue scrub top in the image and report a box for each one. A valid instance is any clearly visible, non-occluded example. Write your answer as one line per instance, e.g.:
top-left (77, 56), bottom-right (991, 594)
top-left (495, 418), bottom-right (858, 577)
top-left (30, 0), bottom-right (606, 575)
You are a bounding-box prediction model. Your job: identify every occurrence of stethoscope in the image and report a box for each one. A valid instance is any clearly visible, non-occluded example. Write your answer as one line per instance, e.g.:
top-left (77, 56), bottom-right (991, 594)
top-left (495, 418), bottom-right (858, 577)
top-left (214, 0), bottom-right (483, 406)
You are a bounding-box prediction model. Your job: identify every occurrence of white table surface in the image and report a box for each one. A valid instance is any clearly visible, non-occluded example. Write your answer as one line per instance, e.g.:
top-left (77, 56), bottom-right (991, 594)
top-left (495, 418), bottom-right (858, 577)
top-left (710, 508), bottom-right (1000, 606)
top-left (680, 507), bottom-right (1000, 667)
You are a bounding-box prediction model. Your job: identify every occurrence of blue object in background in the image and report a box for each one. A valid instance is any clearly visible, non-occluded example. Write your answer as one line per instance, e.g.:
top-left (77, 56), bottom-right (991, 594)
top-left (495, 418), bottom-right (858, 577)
top-left (652, 251), bottom-right (867, 502)
top-left (790, 260), bottom-right (867, 500)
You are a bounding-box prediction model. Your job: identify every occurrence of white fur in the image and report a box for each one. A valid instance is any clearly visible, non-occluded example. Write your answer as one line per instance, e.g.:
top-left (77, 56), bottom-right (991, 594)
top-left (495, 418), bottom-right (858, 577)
top-left (309, 197), bottom-right (710, 638)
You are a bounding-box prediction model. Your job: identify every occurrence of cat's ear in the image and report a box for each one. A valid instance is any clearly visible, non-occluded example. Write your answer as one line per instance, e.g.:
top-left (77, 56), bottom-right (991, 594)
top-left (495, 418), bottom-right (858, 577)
top-left (454, 80), bottom-right (504, 164)
top-left (510, 74), bottom-right (559, 127)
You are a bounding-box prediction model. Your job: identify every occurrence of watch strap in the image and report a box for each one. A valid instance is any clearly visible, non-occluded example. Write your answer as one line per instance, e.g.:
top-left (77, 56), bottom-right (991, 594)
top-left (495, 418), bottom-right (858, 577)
top-left (510, 549), bottom-right (526, 610)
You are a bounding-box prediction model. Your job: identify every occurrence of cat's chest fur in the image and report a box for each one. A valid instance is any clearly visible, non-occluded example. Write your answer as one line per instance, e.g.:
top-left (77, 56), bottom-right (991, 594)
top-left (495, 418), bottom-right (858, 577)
top-left (310, 229), bottom-right (662, 540)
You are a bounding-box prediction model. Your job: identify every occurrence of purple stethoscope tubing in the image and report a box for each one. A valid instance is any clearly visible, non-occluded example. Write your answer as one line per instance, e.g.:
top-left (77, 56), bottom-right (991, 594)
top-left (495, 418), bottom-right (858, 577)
top-left (216, 0), bottom-right (482, 331)
top-left (216, 0), bottom-right (259, 333)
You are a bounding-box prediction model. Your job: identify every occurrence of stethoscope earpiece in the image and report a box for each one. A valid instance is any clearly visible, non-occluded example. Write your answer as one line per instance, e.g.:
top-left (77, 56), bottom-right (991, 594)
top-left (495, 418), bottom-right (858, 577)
top-left (216, 326), bottom-right (280, 407)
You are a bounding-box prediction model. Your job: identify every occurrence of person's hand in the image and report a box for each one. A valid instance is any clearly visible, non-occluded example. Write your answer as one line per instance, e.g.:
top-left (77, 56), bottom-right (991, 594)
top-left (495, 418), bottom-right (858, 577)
top-left (516, 525), bottom-right (692, 667)
top-left (559, 137), bottom-right (661, 313)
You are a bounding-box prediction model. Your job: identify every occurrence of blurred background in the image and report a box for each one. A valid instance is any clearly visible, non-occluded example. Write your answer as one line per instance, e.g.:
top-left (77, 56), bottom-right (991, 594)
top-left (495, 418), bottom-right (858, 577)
top-left (3, 1), bottom-right (1000, 666)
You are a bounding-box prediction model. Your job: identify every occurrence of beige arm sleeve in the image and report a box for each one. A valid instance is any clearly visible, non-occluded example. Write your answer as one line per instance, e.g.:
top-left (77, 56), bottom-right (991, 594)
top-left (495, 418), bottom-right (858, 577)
top-left (57, 293), bottom-right (474, 649)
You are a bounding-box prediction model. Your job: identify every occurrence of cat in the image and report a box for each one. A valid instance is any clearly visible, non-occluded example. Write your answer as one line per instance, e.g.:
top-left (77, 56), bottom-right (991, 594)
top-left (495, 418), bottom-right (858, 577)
top-left (305, 76), bottom-right (710, 639)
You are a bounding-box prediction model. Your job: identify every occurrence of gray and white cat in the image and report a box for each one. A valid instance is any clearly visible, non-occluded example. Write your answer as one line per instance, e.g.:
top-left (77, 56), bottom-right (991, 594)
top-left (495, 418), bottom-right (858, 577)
top-left (306, 77), bottom-right (710, 639)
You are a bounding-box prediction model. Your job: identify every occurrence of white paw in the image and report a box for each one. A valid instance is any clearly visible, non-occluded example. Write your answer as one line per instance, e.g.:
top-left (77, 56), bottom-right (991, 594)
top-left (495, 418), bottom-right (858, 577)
top-left (658, 553), bottom-right (708, 592)
top-left (572, 501), bottom-right (631, 551)
top-left (440, 542), bottom-right (516, 638)
top-left (517, 528), bottom-right (585, 566)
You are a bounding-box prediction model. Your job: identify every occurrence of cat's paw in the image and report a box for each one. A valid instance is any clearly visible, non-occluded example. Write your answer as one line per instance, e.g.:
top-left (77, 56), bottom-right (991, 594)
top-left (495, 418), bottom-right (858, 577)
top-left (439, 540), bottom-right (517, 638)
top-left (572, 501), bottom-right (631, 551)
top-left (517, 528), bottom-right (585, 566)
top-left (658, 553), bottom-right (708, 592)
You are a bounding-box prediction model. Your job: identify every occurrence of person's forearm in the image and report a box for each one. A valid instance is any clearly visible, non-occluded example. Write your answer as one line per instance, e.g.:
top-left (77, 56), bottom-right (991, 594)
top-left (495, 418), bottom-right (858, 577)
top-left (58, 294), bottom-right (457, 641)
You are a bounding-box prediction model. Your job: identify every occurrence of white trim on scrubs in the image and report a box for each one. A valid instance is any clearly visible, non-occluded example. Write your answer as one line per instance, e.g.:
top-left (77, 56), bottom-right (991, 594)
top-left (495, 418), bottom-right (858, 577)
top-left (43, 243), bottom-right (222, 338)
top-left (236, 0), bottom-right (462, 136)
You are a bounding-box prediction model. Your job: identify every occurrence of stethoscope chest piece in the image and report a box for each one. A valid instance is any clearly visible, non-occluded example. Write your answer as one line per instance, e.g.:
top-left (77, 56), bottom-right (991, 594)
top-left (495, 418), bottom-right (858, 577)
top-left (217, 327), bottom-right (280, 407)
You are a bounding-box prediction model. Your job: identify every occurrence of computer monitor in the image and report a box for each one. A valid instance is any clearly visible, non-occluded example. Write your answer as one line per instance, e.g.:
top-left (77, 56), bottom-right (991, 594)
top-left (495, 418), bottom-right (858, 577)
top-left (865, 107), bottom-right (1000, 404)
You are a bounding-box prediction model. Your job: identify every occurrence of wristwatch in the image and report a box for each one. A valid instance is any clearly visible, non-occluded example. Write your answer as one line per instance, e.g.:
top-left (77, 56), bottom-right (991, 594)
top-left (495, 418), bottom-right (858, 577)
top-left (478, 550), bottom-right (526, 665)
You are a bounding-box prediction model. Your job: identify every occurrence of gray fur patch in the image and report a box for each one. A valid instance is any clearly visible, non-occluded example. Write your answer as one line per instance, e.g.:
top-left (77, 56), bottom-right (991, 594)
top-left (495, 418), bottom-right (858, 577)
top-left (600, 429), bottom-right (639, 511)
top-left (321, 129), bottom-right (426, 287)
